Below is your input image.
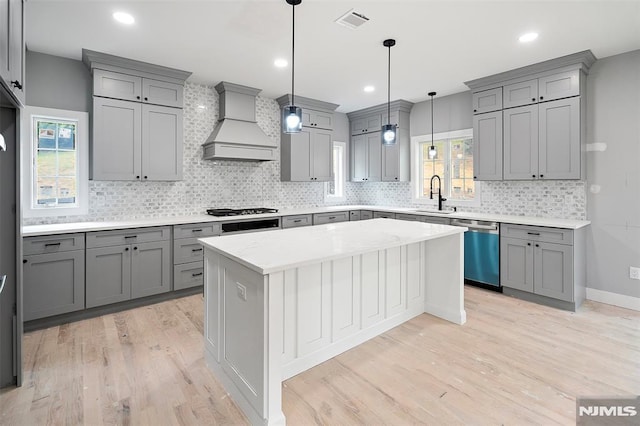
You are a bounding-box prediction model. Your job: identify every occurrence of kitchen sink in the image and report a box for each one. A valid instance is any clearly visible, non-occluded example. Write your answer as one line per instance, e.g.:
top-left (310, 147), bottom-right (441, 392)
top-left (414, 209), bottom-right (456, 214)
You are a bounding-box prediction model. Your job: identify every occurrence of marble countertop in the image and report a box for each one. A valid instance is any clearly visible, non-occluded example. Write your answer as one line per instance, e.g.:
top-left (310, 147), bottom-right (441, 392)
top-left (199, 218), bottom-right (466, 275)
top-left (22, 204), bottom-right (590, 237)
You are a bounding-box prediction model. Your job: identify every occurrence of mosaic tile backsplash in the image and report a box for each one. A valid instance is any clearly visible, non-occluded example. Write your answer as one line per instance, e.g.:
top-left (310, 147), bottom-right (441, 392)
top-left (24, 82), bottom-right (586, 225)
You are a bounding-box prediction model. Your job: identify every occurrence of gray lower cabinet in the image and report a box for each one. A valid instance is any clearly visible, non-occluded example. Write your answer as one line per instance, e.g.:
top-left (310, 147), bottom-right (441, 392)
top-left (472, 111), bottom-right (503, 181)
top-left (395, 213), bottom-right (422, 222)
top-left (282, 215), bottom-right (313, 228)
top-left (349, 211), bottom-right (361, 221)
top-left (86, 227), bottom-right (171, 308)
top-left (172, 223), bottom-right (220, 290)
top-left (500, 224), bottom-right (576, 304)
top-left (174, 262), bottom-right (204, 291)
top-left (360, 210), bottom-right (373, 220)
top-left (313, 211), bottom-right (349, 225)
top-left (422, 216), bottom-right (451, 225)
top-left (372, 211), bottom-right (396, 219)
top-left (23, 241), bottom-right (85, 321)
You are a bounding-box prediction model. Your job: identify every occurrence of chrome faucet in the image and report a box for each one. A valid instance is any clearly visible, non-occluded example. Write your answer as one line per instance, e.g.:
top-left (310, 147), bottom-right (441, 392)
top-left (429, 175), bottom-right (447, 211)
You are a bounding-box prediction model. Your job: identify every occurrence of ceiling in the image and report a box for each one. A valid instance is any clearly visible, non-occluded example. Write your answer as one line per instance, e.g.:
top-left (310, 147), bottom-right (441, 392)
top-left (26, 0), bottom-right (640, 113)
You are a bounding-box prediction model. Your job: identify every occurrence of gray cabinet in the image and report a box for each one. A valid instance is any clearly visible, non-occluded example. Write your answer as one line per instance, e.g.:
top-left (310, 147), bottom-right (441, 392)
top-left (93, 69), bottom-right (184, 108)
top-left (503, 70), bottom-right (580, 110)
top-left (349, 211), bottom-right (361, 221)
top-left (281, 127), bottom-right (332, 181)
top-left (0, 0), bottom-right (24, 104)
top-left (373, 211), bottom-right (396, 219)
top-left (302, 109), bottom-right (333, 130)
top-left (141, 104), bottom-right (183, 181)
top-left (472, 87), bottom-right (502, 114)
top-left (381, 142), bottom-right (400, 182)
top-left (86, 226), bottom-right (171, 307)
top-left (173, 223), bottom-right (220, 290)
top-left (395, 213), bottom-right (422, 222)
top-left (351, 114), bottom-right (381, 135)
top-left (282, 215), bottom-right (313, 228)
top-left (23, 234), bottom-right (85, 321)
top-left (360, 210), bottom-right (373, 220)
top-left (351, 133), bottom-right (381, 182)
top-left (503, 105), bottom-right (538, 180)
top-left (312, 211), bottom-right (349, 225)
top-left (500, 224), bottom-right (577, 305)
top-left (473, 111), bottom-right (503, 181)
top-left (503, 79), bottom-right (538, 109)
top-left (422, 216), bottom-right (451, 225)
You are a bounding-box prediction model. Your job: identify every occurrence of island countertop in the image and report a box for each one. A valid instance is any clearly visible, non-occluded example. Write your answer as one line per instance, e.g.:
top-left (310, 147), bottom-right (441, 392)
top-left (198, 218), bottom-right (466, 275)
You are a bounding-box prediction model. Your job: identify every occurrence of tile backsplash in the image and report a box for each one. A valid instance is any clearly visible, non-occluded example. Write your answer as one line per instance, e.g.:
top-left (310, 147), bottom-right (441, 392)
top-left (24, 82), bottom-right (586, 225)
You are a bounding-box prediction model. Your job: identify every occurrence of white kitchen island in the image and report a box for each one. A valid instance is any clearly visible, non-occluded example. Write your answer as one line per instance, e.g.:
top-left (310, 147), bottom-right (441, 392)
top-left (199, 218), bottom-right (467, 425)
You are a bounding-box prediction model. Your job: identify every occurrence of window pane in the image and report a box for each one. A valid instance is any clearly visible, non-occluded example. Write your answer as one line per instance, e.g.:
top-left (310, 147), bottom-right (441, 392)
top-left (421, 140), bottom-right (447, 197)
top-left (57, 177), bottom-right (77, 204)
top-left (57, 123), bottom-right (76, 150)
top-left (36, 177), bottom-right (57, 205)
top-left (57, 150), bottom-right (77, 177)
top-left (36, 150), bottom-right (57, 178)
top-left (449, 138), bottom-right (474, 200)
top-left (36, 121), bottom-right (57, 149)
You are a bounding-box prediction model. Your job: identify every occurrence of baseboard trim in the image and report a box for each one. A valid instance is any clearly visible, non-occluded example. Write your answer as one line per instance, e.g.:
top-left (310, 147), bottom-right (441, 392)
top-left (586, 288), bottom-right (640, 311)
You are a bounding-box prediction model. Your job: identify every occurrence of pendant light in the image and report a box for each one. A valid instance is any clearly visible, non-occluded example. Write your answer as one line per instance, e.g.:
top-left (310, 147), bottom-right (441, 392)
top-left (381, 39), bottom-right (397, 145)
top-left (282, 0), bottom-right (303, 133)
top-left (428, 91), bottom-right (437, 159)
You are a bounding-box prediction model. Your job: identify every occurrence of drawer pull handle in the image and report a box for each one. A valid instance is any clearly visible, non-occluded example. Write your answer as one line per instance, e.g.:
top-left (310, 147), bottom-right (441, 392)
top-left (527, 232), bottom-right (540, 236)
top-left (191, 272), bottom-right (203, 277)
top-left (124, 236), bottom-right (137, 239)
top-left (44, 242), bottom-right (61, 247)
top-left (191, 229), bottom-right (203, 233)
top-left (293, 219), bottom-right (302, 223)
top-left (329, 216), bottom-right (336, 220)
top-left (192, 248), bottom-right (203, 252)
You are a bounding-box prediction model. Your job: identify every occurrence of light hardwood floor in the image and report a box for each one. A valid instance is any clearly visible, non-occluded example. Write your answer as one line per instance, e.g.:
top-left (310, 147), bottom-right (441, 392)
top-left (1, 286), bottom-right (638, 425)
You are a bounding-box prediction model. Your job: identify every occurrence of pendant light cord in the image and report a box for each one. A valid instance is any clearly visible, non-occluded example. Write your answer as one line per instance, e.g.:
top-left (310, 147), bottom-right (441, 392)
top-left (431, 93), bottom-right (434, 149)
top-left (387, 44), bottom-right (391, 122)
top-left (291, 2), bottom-right (296, 106)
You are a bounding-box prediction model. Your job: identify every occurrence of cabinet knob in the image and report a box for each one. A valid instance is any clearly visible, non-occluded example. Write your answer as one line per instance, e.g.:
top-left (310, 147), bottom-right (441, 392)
top-left (144, 97), bottom-right (148, 101)
top-left (144, 176), bottom-right (148, 179)
top-left (473, 176), bottom-right (477, 179)
top-left (394, 177), bottom-right (398, 180)
top-left (527, 243), bottom-right (531, 246)
top-left (11, 80), bottom-right (22, 90)
top-left (532, 174), bottom-right (536, 178)
top-left (539, 96), bottom-right (544, 100)
top-left (535, 244), bottom-right (540, 248)
top-left (23, 259), bottom-right (27, 264)
top-left (539, 174), bottom-right (544, 178)
top-left (532, 98), bottom-right (536, 102)
top-left (473, 109), bottom-right (477, 113)
top-left (125, 247), bottom-right (129, 251)
top-left (136, 175), bottom-right (140, 179)
top-left (134, 247), bottom-right (138, 250)
top-left (136, 96), bottom-right (141, 100)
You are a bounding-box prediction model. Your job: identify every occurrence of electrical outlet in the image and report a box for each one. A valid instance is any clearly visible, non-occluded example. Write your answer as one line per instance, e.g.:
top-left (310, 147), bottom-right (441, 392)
top-left (630, 267), bottom-right (640, 280)
top-left (236, 283), bottom-right (247, 301)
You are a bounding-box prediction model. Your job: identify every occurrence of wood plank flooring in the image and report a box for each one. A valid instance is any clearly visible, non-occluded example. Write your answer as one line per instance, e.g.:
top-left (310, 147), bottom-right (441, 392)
top-left (1, 286), bottom-right (638, 425)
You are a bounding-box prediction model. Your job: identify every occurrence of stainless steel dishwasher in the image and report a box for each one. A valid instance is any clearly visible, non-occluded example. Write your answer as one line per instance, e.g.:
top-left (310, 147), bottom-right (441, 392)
top-left (450, 219), bottom-right (501, 290)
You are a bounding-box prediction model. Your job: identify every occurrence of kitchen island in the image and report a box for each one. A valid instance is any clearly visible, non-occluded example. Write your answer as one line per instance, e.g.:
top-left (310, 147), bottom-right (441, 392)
top-left (199, 218), bottom-right (467, 425)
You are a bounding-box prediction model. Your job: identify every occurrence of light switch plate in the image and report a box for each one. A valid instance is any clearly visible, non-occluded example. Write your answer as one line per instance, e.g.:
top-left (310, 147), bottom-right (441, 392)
top-left (630, 267), bottom-right (640, 280)
top-left (236, 283), bottom-right (247, 300)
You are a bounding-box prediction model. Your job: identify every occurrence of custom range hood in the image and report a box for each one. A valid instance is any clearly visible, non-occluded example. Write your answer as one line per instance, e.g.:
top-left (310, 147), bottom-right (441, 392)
top-left (203, 82), bottom-right (277, 161)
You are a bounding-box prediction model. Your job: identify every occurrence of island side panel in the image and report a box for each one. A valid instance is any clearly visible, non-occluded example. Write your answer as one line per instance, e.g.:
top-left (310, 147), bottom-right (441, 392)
top-left (423, 233), bottom-right (467, 325)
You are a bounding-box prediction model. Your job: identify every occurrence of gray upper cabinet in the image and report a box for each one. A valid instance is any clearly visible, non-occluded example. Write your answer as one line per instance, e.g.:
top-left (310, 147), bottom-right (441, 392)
top-left (472, 110), bottom-right (502, 180)
top-left (277, 95), bottom-right (338, 183)
top-left (472, 87), bottom-right (502, 114)
top-left (465, 51), bottom-right (594, 181)
top-left (382, 142), bottom-right (400, 181)
top-left (351, 133), bottom-right (381, 182)
top-left (83, 49), bottom-right (191, 182)
top-left (351, 114), bottom-right (381, 135)
top-left (0, 0), bottom-right (25, 105)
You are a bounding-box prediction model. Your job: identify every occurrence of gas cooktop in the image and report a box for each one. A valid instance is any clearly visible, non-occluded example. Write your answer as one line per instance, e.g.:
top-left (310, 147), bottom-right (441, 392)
top-left (206, 208), bottom-right (279, 217)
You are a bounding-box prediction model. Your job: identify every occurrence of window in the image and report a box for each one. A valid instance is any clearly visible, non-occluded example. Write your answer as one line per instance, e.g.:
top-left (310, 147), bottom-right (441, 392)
top-left (325, 141), bottom-right (346, 202)
top-left (22, 107), bottom-right (89, 218)
top-left (411, 129), bottom-right (479, 205)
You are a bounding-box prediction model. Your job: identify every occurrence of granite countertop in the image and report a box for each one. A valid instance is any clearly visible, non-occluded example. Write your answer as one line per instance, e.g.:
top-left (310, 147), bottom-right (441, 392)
top-left (22, 204), bottom-right (590, 237)
top-left (198, 218), bottom-right (466, 275)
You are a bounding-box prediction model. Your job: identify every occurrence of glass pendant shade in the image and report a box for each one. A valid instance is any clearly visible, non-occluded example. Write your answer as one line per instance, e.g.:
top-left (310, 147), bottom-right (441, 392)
top-left (282, 105), bottom-right (302, 133)
top-left (382, 123), bottom-right (397, 145)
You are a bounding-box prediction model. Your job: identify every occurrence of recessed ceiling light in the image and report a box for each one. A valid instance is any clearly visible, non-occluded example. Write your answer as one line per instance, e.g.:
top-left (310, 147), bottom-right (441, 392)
top-left (113, 11), bottom-right (135, 25)
top-left (274, 58), bottom-right (288, 68)
top-left (364, 85), bottom-right (375, 93)
top-left (519, 32), bottom-right (538, 43)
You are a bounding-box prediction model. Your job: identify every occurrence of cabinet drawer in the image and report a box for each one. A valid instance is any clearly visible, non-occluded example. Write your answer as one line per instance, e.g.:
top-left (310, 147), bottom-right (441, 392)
top-left (349, 211), bottom-right (361, 221)
top-left (24, 233), bottom-right (85, 255)
top-left (503, 79), bottom-right (538, 109)
top-left (313, 211), bottom-right (349, 225)
top-left (538, 70), bottom-right (579, 102)
top-left (87, 226), bottom-right (171, 248)
top-left (142, 78), bottom-right (184, 108)
top-left (174, 238), bottom-right (205, 264)
top-left (395, 213), bottom-right (423, 222)
top-left (93, 69), bottom-right (142, 102)
top-left (360, 210), bottom-right (373, 220)
top-left (282, 215), bottom-right (313, 229)
top-left (422, 216), bottom-right (451, 225)
top-left (501, 224), bottom-right (573, 245)
top-left (373, 211), bottom-right (397, 219)
top-left (472, 87), bottom-right (502, 114)
top-left (174, 222), bottom-right (221, 239)
top-left (174, 262), bottom-right (204, 290)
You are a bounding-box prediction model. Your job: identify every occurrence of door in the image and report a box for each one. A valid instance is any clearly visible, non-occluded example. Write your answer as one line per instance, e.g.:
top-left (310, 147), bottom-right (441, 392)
top-left (366, 132), bottom-right (381, 181)
top-left (538, 97), bottom-right (580, 179)
top-left (534, 242), bottom-right (573, 302)
top-left (381, 142), bottom-right (399, 181)
top-left (503, 104), bottom-right (539, 180)
top-left (538, 70), bottom-right (579, 102)
top-left (0, 0), bottom-right (10, 83)
top-left (288, 128), bottom-right (312, 181)
top-left (86, 245), bottom-right (132, 308)
top-left (92, 97), bottom-right (142, 180)
top-left (351, 134), bottom-right (367, 181)
top-left (142, 78), bottom-right (183, 108)
top-left (131, 240), bottom-right (171, 298)
top-left (23, 251), bottom-right (85, 321)
top-left (472, 111), bottom-right (503, 180)
top-left (311, 129), bottom-right (332, 181)
top-left (92, 69), bottom-right (142, 102)
top-left (8, 0), bottom-right (23, 104)
top-left (500, 237), bottom-right (534, 292)
top-left (472, 87), bottom-right (502, 114)
top-left (141, 104), bottom-right (183, 181)
top-left (503, 79), bottom-right (537, 109)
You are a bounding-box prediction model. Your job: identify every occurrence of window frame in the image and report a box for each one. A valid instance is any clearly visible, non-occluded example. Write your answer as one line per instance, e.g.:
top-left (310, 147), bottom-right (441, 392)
top-left (324, 141), bottom-right (347, 203)
top-left (22, 106), bottom-right (89, 218)
top-left (410, 128), bottom-right (481, 207)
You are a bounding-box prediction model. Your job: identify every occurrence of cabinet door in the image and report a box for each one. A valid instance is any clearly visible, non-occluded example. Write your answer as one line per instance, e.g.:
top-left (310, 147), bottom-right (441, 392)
top-left (366, 132), bottom-right (382, 181)
top-left (311, 129), bottom-right (332, 181)
top-left (131, 240), bottom-right (171, 298)
top-left (174, 262), bottom-right (204, 291)
top-left (538, 97), bottom-right (580, 179)
top-left (503, 105), bottom-right (538, 180)
top-left (503, 79), bottom-right (538, 109)
top-left (534, 242), bottom-right (573, 302)
top-left (351, 114), bottom-right (381, 135)
top-left (86, 245), bottom-right (131, 308)
top-left (8, 0), bottom-right (23, 103)
top-left (360, 210), bottom-right (373, 220)
top-left (92, 97), bottom-right (142, 180)
top-left (288, 128), bottom-right (312, 181)
top-left (141, 104), bottom-right (183, 181)
top-left (472, 111), bottom-right (503, 180)
top-left (472, 88), bottom-right (502, 114)
top-left (351, 134), bottom-right (367, 181)
top-left (23, 251), bottom-right (85, 321)
top-left (93, 69), bottom-right (142, 102)
top-left (142, 78), bottom-right (183, 108)
top-left (538, 70), bottom-right (579, 102)
top-left (0, 0), bottom-right (9, 83)
top-left (381, 142), bottom-right (399, 181)
top-left (304, 110), bottom-right (332, 130)
top-left (500, 237), bottom-right (534, 292)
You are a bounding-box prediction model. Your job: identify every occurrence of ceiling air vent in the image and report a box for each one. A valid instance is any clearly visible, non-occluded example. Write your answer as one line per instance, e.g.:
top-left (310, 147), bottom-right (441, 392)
top-left (335, 9), bottom-right (369, 29)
